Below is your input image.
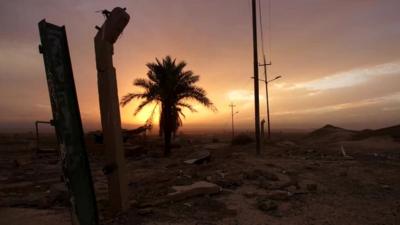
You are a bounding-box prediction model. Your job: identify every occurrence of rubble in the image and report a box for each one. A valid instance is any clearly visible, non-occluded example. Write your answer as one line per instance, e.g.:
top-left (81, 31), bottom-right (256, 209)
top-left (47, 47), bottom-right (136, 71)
top-left (167, 181), bottom-right (221, 202)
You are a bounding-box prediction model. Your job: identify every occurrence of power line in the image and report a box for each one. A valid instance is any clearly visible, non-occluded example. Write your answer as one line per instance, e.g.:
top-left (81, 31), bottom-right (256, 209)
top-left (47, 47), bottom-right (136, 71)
top-left (258, 0), bottom-right (266, 59)
top-left (268, 0), bottom-right (272, 62)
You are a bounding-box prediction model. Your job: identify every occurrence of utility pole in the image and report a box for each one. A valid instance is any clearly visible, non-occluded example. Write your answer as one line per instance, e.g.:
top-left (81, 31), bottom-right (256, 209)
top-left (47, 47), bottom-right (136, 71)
top-left (252, 0), bottom-right (261, 154)
top-left (229, 103), bottom-right (236, 139)
top-left (94, 7), bottom-right (130, 211)
top-left (259, 55), bottom-right (272, 139)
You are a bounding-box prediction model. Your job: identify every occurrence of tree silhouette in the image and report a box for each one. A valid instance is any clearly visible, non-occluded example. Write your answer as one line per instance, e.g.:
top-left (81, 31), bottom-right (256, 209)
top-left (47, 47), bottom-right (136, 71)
top-left (121, 56), bottom-right (216, 156)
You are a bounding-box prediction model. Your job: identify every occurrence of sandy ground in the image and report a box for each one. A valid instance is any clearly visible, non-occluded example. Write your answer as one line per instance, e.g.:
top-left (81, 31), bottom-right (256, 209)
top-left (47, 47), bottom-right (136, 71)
top-left (0, 132), bottom-right (399, 225)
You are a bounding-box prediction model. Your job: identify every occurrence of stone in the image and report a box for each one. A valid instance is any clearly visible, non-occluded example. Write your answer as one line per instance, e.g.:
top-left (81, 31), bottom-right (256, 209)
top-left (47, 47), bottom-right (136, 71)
top-left (265, 190), bottom-right (291, 200)
top-left (257, 198), bottom-right (278, 212)
top-left (299, 180), bottom-right (318, 192)
top-left (167, 181), bottom-right (221, 202)
top-left (243, 191), bottom-right (257, 198)
top-left (137, 208), bottom-right (153, 215)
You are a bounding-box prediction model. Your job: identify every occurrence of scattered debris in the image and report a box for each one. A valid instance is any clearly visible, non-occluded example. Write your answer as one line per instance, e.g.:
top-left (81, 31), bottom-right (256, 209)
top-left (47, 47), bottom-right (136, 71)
top-left (215, 173), bottom-right (243, 189)
top-left (340, 145), bottom-right (354, 159)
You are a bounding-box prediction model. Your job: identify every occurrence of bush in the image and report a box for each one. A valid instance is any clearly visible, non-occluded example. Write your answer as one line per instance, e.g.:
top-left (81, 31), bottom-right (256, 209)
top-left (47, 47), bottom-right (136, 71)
top-left (231, 133), bottom-right (253, 145)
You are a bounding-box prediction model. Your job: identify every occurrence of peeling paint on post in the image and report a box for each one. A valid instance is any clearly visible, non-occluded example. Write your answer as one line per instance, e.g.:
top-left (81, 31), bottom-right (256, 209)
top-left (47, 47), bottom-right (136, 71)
top-left (94, 7), bottom-right (130, 211)
top-left (38, 20), bottom-right (98, 225)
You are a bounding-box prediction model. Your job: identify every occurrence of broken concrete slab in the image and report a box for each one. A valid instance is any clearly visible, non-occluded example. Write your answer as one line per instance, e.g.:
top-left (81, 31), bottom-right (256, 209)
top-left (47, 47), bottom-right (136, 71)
top-left (184, 150), bottom-right (211, 164)
top-left (167, 181), bottom-right (221, 202)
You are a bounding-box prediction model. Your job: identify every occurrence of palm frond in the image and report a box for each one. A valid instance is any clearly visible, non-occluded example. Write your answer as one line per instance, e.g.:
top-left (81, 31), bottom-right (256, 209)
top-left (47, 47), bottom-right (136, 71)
top-left (120, 93), bottom-right (145, 107)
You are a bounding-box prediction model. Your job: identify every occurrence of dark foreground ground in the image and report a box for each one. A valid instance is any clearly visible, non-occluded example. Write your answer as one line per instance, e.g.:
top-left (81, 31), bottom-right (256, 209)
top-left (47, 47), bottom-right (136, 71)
top-left (0, 130), bottom-right (399, 225)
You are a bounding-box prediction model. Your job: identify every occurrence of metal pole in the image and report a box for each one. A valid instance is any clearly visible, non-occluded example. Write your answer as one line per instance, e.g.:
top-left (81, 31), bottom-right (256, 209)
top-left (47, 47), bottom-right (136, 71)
top-left (252, 0), bottom-right (261, 154)
top-left (262, 56), bottom-right (271, 139)
top-left (229, 103), bottom-right (236, 139)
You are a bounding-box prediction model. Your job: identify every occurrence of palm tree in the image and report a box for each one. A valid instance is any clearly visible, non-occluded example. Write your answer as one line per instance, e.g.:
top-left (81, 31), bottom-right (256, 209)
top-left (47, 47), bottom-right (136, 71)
top-left (120, 56), bottom-right (216, 156)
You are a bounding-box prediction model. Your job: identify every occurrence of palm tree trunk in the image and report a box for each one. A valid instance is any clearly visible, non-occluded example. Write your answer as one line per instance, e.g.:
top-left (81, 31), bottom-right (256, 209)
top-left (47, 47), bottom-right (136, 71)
top-left (162, 104), bottom-right (172, 156)
top-left (164, 128), bottom-right (172, 156)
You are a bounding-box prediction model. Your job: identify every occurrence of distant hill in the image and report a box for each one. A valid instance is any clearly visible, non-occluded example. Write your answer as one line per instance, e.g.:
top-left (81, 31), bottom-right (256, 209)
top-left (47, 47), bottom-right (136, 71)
top-left (306, 124), bottom-right (400, 143)
top-left (306, 124), bottom-right (357, 143)
top-left (352, 124), bottom-right (400, 141)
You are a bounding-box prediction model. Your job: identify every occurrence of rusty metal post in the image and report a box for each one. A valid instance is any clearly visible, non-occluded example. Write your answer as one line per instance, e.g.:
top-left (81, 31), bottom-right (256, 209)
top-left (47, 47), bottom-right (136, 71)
top-left (94, 7), bottom-right (130, 211)
top-left (38, 20), bottom-right (98, 225)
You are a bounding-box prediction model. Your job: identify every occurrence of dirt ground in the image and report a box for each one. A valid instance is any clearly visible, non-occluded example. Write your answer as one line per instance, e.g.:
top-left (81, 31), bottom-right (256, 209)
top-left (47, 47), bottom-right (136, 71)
top-left (0, 131), bottom-right (399, 225)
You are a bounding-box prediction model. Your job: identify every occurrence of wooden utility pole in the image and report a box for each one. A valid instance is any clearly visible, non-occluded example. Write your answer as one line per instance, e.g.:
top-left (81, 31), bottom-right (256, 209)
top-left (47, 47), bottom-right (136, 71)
top-left (94, 7), bottom-right (130, 211)
top-left (229, 103), bottom-right (236, 139)
top-left (252, 0), bottom-right (261, 154)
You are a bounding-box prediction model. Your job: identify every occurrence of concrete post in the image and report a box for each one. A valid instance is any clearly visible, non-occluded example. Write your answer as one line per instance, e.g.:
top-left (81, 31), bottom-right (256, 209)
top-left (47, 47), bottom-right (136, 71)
top-left (94, 7), bottom-right (130, 211)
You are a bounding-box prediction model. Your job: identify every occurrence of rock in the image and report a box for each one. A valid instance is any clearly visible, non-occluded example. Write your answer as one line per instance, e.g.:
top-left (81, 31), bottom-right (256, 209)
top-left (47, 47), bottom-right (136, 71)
top-left (13, 158), bottom-right (31, 168)
top-left (257, 198), bottom-right (278, 212)
top-left (265, 190), bottom-right (291, 200)
top-left (243, 191), bottom-right (257, 198)
top-left (137, 208), bottom-right (153, 215)
top-left (167, 181), bottom-right (221, 202)
top-left (215, 173), bottom-right (243, 189)
top-left (299, 180), bottom-right (318, 192)
top-left (184, 150), bottom-right (211, 164)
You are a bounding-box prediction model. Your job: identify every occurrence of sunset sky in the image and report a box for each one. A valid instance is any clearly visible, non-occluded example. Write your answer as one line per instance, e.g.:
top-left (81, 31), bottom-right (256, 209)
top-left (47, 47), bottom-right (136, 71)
top-left (1, 0), bottom-right (400, 133)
